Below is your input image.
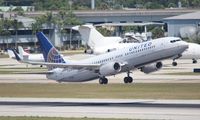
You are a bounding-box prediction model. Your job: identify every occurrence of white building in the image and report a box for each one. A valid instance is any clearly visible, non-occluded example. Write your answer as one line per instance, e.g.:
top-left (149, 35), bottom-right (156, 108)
top-left (164, 11), bottom-right (200, 37)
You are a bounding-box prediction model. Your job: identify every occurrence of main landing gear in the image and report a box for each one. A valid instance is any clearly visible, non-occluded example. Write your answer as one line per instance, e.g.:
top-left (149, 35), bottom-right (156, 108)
top-left (124, 71), bottom-right (133, 84)
top-left (98, 71), bottom-right (133, 84)
top-left (192, 58), bottom-right (197, 64)
top-left (99, 77), bottom-right (108, 84)
top-left (172, 61), bottom-right (178, 66)
top-left (172, 59), bottom-right (198, 66)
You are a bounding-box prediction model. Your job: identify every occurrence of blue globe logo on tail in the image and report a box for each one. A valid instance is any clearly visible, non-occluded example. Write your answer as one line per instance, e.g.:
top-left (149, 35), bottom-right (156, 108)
top-left (36, 32), bottom-right (66, 70)
top-left (47, 47), bottom-right (65, 63)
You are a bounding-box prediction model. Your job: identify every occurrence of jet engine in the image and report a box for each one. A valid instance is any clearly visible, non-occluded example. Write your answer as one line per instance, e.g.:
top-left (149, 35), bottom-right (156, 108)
top-left (84, 49), bottom-right (93, 54)
top-left (99, 62), bottom-right (121, 76)
top-left (141, 62), bottom-right (162, 74)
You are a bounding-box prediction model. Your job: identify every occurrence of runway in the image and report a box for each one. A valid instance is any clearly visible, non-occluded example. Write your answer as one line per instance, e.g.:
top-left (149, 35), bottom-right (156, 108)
top-left (0, 58), bottom-right (200, 83)
top-left (0, 98), bottom-right (200, 120)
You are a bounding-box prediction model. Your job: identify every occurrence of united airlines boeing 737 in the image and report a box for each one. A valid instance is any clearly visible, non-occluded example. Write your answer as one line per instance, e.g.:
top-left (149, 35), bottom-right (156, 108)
top-left (15, 32), bottom-right (188, 84)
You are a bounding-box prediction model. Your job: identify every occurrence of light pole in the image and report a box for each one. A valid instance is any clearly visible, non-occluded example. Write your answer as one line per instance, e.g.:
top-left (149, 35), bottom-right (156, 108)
top-left (14, 19), bottom-right (18, 49)
top-left (69, 0), bottom-right (73, 12)
top-left (68, 0), bottom-right (73, 49)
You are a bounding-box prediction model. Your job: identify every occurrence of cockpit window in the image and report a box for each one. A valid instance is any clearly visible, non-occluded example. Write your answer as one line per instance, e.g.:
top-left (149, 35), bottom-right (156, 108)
top-left (170, 39), bottom-right (181, 43)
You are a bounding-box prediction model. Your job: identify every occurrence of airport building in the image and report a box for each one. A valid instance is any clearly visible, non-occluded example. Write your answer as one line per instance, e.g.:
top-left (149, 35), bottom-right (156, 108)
top-left (164, 11), bottom-right (200, 37)
top-left (0, 9), bottom-right (199, 51)
top-left (0, 12), bottom-right (81, 51)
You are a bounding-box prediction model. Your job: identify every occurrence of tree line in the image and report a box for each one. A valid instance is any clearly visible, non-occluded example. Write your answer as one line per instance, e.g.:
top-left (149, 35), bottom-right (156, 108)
top-left (0, 9), bottom-right (81, 49)
top-left (0, 0), bottom-right (200, 11)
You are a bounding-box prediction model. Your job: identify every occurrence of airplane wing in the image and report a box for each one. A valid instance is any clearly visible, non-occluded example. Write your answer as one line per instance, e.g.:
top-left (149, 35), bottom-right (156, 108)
top-left (24, 61), bottom-right (101, 69)
top-left (23, 60), bottom-right (128, 71)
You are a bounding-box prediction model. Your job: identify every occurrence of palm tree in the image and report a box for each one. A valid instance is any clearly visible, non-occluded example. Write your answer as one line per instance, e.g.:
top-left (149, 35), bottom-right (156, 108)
top-left (44, 12), bottom-right (56, 29)
top-left (44, 12), bottom-right (57, 39)
top-left (12, 19), bottom-right (24, 48)
top-left (31, 17), bottom-right (44, 48)
top-left (1, 19), bottom-right (12, 49)
top-left (57, 10), bottom-right (67, 41)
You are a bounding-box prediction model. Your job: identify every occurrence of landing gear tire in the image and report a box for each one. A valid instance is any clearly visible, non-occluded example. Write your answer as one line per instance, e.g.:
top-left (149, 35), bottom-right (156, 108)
top-left (99, 77), bottom-right (108, 84)
top-left (124, 77), bottom-right (133, 84)
top-left (193, 59), bottom-right (197, 64)
top-left (124, 77), bottom-right (129, 84)
top-left (128, 77), bottom-right (133, 83)
top-left (172, 61), bottom-right (177, 66)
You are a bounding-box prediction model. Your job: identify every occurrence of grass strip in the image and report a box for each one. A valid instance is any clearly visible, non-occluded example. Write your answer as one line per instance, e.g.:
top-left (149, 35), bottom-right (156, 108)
top-left (163, 72), bottom-right (200, 76)
top-left (0, 83), bottom-right (199, 99)
top-left (0, 67), bottom-right (47, 74)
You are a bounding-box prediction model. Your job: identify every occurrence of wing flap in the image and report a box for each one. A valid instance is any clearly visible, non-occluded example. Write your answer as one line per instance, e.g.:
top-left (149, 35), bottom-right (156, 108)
top-left (24, 61), bottom-right (128, 71)
top-left (24, 61), bottom-right (101, 69)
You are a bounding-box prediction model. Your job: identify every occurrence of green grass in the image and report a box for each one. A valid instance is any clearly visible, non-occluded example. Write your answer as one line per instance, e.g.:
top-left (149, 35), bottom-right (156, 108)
top-left (164, 72), bottom-right (200, 76)
top-left (0, 67), bottom-right (47, 74)
top-left (0, 116), bottom-right (133, 120)
top-left (0, 83), bottom-right (200, 99)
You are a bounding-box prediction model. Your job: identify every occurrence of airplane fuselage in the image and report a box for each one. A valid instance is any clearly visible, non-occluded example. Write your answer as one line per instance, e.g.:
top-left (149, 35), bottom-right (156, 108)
top-left (47, 37), bottom-right (188, 82)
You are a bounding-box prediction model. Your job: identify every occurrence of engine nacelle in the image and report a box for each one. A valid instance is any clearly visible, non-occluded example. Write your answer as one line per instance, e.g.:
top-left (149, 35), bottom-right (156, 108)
top-left (99, 62), bottom-right (121, 76)
top-left (141, 62), bottom-right (162, 74)
top-left (84, 49), bottom-right (93, 54)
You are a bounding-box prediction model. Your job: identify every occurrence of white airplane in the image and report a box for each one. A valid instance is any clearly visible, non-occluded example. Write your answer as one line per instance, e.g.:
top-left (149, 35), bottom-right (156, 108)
top-left (79, 25), bottom-right (200, 66)
top-left (18, 46), bottom-right (44, 62)
top-left (7, 46), bottom-right (44, 62)
top-left (13, 32), bottom-right (188, 84)
top-left (172, 42), bottom-right (200, 66)
top-left (9, 46), bottom-right (69, 63)
top-left (78, 25), bottom-right (124, 54)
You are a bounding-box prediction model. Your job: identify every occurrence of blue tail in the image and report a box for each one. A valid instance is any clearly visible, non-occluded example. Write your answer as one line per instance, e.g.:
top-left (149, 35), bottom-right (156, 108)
top-left (36, 32), bottom-right (65, 63)
top-left (11, 49), bottom-right (22, 62)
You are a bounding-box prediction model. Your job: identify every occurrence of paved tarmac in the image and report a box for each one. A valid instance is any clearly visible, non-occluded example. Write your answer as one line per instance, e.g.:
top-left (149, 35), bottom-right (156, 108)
top-left (0, 58), bottom-right (200, 83)
top-left (0, 98), bottom-right (200, 120)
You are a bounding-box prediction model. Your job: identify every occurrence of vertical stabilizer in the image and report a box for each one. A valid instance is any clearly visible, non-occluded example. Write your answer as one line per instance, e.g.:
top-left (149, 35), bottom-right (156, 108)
top-left (18, 46), bottom-right (29, 56)
top-left (18, 46), bottom-right (29, 60)
top-left (7, 49), bottom-right (16, 59)
top-left (36, 32), bottom-right (65, 64)
top-left (79, 25), bottom-right (105, 49)
top-left (11, 49), bottom-right (22, 62)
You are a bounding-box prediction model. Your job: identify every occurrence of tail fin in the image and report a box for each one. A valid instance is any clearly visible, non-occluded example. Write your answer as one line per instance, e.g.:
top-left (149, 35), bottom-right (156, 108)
top-left (18, 46), bottom-right (29, 56)
top-left (78, 25), bottom-right (105, 49)
top-left (7, 49), bottom-right (16, 59)
top-left (11, 49), bottom-right (23, 62)
top-left (18, 46), bottom-right (29, 61)
top-left (36, 32), bottom-right (65, 64)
